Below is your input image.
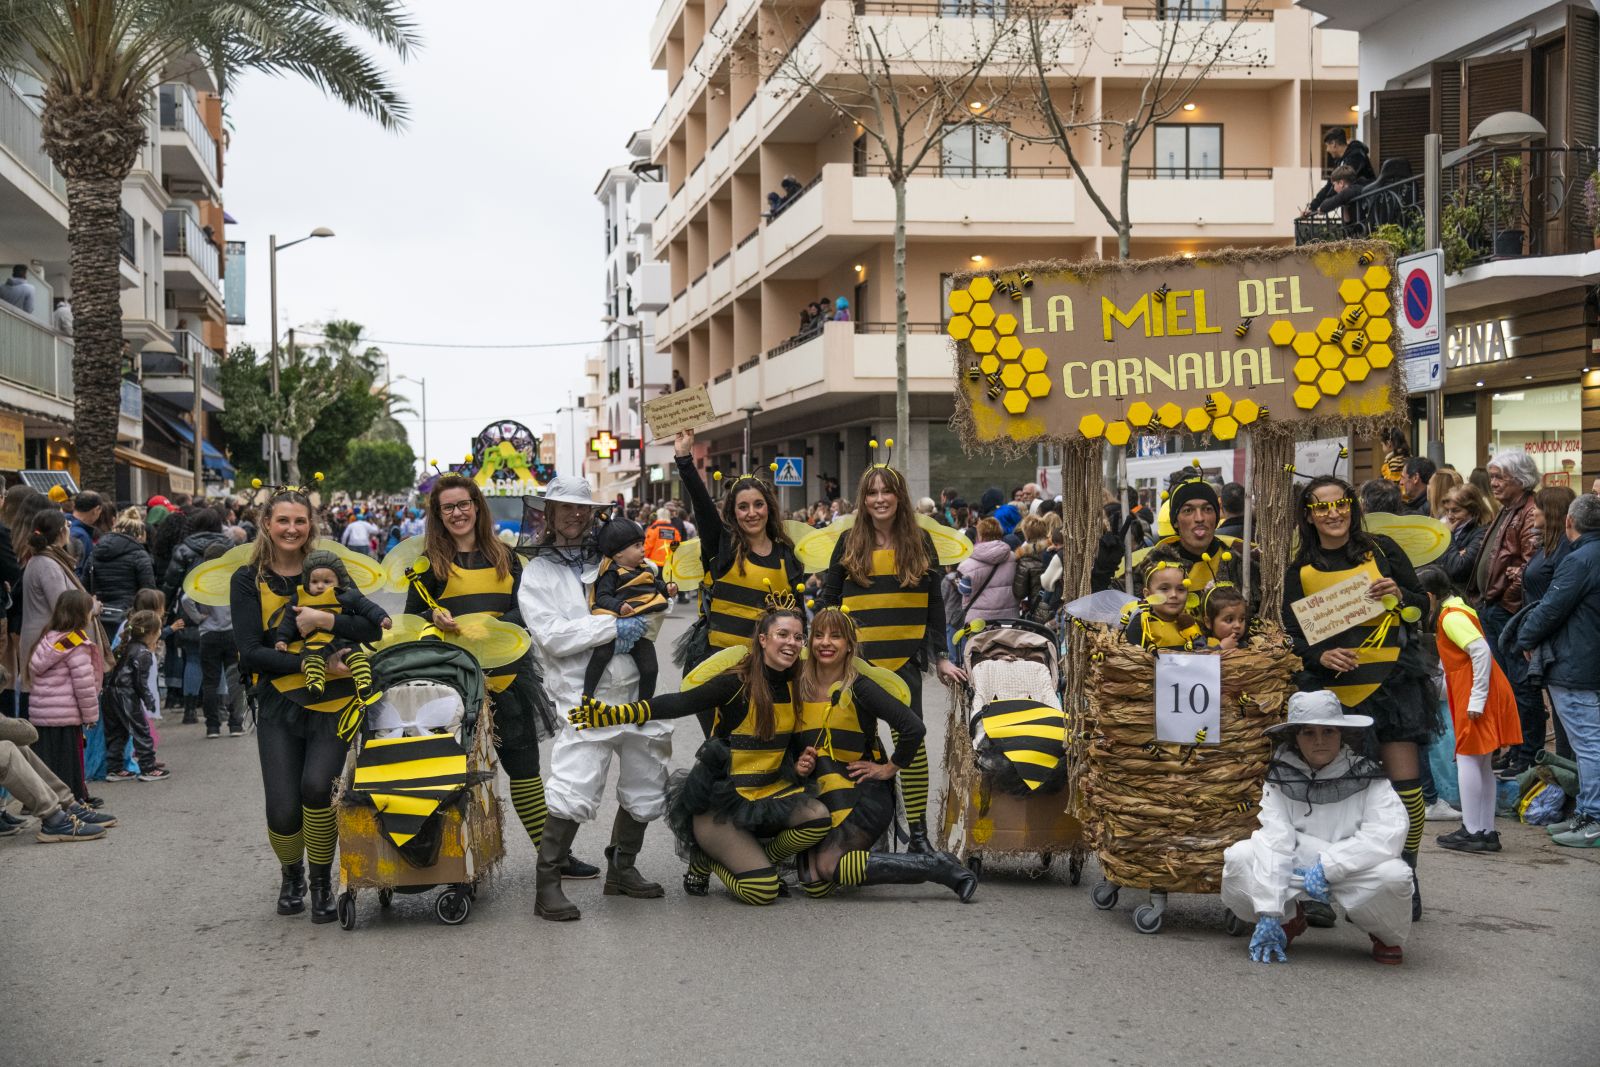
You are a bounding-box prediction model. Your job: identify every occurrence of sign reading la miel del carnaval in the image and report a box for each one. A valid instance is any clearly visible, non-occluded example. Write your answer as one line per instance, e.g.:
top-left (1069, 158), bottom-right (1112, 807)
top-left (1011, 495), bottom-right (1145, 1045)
top-left (949, 244), bottom-right (1406, 447)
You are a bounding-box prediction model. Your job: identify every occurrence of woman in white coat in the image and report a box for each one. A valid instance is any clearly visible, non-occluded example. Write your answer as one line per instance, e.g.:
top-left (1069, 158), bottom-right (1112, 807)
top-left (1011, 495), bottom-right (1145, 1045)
top-left (518, 477), bottom-right (673, 922)
top-left (1222, 691), bottom-right (1413, 965)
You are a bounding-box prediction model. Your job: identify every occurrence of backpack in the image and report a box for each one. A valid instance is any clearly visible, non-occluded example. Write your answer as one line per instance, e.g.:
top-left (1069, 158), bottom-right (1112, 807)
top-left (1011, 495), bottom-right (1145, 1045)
top-left (643, 521), bottom-right (680, 566)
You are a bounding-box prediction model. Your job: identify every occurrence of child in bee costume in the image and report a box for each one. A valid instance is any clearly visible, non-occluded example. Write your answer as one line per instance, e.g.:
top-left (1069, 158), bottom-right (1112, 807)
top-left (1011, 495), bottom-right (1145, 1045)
top-left (273, 550), bottom-right (392, 709)
top-left (584, 517), bottom-right (672, 701)
top-left (1222, 691), bottom-right (1413, 966)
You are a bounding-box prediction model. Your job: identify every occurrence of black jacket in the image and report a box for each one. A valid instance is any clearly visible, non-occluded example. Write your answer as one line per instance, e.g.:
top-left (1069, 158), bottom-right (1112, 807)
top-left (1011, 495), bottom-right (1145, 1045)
top-left (273, 582), bottom-right (391, 646)
top-left (1512, 532), bottom-right (1600, 690)
top-left (1308, 139), bottom-right (1375, 211)
top-left (162, 532), bottom-right (232, 605)
top-left (0, 521), bottom-right (20, 622)
top-left (87, 532), bottom-right (157, 612)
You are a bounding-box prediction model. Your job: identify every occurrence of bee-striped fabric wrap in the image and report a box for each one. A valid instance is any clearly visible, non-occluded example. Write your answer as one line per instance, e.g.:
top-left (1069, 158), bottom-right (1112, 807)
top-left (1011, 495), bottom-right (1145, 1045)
top-left (1299, 556), bottom-right (1399, 707)
top-left (1126, 610), bottom-right (1202, 651)
top-left (351, 734), bottom-right (470, 864)
top-left (295, 587), bottom-right (342, 654)
top-left (796, 698), bottom-right (872, 828)
top-left (840, 549), bottom-right (928, 671)
top-left (729, 694), bottom-right (804, 802)
top-left (437, 557), bottom-right (519, 693)
top-left (974, 699), bottom-right (1067, 792)
top-left (259, 583), bottom-right (359, 713)
top-left (705, 557), bottom-right (790, 650)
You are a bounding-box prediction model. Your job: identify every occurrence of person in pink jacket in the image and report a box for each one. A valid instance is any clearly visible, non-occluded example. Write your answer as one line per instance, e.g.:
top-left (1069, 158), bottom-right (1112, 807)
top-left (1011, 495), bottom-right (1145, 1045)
top-left (956, 517), bottom-right (1020, 625)
top-left (27, 589), bottom-right (103, 803)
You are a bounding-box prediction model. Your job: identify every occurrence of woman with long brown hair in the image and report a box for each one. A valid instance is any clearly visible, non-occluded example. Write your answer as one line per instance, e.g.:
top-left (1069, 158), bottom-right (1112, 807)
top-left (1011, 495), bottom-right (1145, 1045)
top-left (404, 473), bottom-right (557, 873)
top-left (18, 510), bottom-right (106, 722)
top-left (231, 486), bottom-right (383, 923)
top-left (817, 457), bottom-right (965, 853)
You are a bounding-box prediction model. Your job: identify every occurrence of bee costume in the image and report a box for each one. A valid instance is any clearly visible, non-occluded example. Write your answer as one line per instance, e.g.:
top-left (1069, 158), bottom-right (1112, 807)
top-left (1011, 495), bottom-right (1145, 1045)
top-left (275, 550), bottom-right (391, 709)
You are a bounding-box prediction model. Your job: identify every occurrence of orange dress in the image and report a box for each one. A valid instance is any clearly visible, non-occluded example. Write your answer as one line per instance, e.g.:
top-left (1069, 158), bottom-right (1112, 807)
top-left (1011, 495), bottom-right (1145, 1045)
top-left (1436, 600), bottom-right (1522, 757)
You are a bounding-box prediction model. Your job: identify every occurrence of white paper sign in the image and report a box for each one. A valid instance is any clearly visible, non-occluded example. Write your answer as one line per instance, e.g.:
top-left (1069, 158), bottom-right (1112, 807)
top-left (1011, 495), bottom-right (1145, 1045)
top-left (1154, 652), bottom-right (1222, 745)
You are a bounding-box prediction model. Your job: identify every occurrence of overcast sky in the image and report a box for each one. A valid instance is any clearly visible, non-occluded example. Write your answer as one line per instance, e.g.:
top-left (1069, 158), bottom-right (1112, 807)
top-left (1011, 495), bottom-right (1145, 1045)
top-left (225, 0), bottom-right (663, 463)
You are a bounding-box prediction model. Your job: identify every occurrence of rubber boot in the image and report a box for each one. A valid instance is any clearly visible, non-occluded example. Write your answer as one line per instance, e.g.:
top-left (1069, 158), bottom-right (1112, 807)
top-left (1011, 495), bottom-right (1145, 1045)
top-left (1402, 849), bottom-right (1420, 922)
top-left (276, 861), bottom-right (307, 916)
top-left (863, 850), bottom-right (977, 902)
top-left (535, 816), bottom-right (582, 921)
top-left (603, 810), bottom-right (664, 898)
top-left (906, 820), bottom-right (934, 855)
top-left (181, 696), bottom-right (198, 725)
top-left (307, 863), bottom-right (336, 924)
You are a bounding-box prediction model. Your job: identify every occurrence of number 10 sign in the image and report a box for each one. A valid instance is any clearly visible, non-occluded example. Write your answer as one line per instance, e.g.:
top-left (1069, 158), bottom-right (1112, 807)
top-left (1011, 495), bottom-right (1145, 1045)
top-left (1153, 652), bottom-right (1222, 745)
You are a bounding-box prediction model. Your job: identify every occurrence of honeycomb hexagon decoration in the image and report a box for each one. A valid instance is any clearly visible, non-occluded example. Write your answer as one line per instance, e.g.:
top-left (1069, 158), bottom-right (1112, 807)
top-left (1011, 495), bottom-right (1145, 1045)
top-left (1157, 402), bottom-right (1183, 428)
top-left (970, 302), bottom-right (996, 329)
top-left (1104, 421), bottom-right (1132, 447)
top-left (1233, 398), bottom-right (1261, 425)
top-left (971, 329), bottom-right (997, 354)
top-left (1362, 291), bottom-right (1391, 317)
top-left (1317, 344), bottom-right (1345, 370)
top-left (1314, 317), bottom-right (1342, 343)
top-left (1343, 357), bottom-right (1371, 382)
top-left (1292, 331), bottom-right (1321, 358)
top-left (1000, 362), bottom-right (1026, 389)
top-left (1127, 401), bottom-right (1155, 427)
top-left (1206, 391), bottom-right (1232, 417)
top-left (996, 336), bottom-right (1023, 361)
top-left (1268, 320), bottom-right (1298, 347)
top-left (1318, 369), bottom-right (1346, 396)
top-left (949, 289), bottom-right (974, 315)
top-left (1024, 372), bottom-right (1051, 398)
top-left (1338, 278), bottom-right (1368, 305)
top-left (968, 276), bottom-right (995, 302)
top-left (1367, 342), bottom-right (1394, 368)
top-left (1362, 264), bottom-right (1392, 291)
top-left (993, 312), bottom-right (1017, 336)
top-left (1002, 390), bottom-right (1030, 415)
top-left (1212, 415), bottom-right (1240, 441)
top-left (1365, 317), bottom-right (1393, 343)
top-left (1020, 348), bottom-right (1048, 374)
top-left (1293, 384), bottom-right (1321, 409)
top-left (1184, 406), bottom-right (1211, 433)
top-left (979, 354), bottom-right (1000, 375)
top-left (1339, 330), bottom-right (1368, 356)
top-left (1079, 414), bottom-right (1106, 439)
top-left (1294, 358), bottom-right (1320, 383)
top-left (948, 315), bottom-right (973, 341)
top-left (1341, 306), bottom-right (1368, 331)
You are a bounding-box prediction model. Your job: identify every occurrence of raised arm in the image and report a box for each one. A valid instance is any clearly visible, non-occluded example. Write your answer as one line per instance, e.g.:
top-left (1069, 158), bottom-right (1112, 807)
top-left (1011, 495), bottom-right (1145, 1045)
top-left (674, 430), bottom-right (723, 562)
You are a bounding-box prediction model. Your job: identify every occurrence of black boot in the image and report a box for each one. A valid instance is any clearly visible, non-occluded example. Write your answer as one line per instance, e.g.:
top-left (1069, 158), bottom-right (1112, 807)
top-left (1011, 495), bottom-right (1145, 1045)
top-left (181, 697), bottom-right (198, 725)
top-left (603, 810), bottom-right (664, 898)
top-left (863, 850), bottom-right (977, 902)
top-left (1402, 849), bottom-right (1420, 922)
top-left (276, 861), bottom-right (306, 915)
top-left (535, 817), bottom-right (582, 921)
top-left (307, 863), bottom-right (337, 924)
top-left (906, 820), bottom-right (934, 854)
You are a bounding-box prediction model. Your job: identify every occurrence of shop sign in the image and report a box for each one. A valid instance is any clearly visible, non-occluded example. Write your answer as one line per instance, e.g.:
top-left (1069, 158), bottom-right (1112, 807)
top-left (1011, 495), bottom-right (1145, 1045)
top-left (0, 414), bottom-right (23, 470)
top-left (1446, 318), bottom-right (1515, 368)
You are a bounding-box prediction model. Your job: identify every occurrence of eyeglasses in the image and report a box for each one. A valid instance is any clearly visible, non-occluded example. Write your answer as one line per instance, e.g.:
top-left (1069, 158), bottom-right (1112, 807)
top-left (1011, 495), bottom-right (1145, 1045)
top-left (1305, 498), bottom-right (1353, 514)
top-left (439, 501), bottom-right (475, 515)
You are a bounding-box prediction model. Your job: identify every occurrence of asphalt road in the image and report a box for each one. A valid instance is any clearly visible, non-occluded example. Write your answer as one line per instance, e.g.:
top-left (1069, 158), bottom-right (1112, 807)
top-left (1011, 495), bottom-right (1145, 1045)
top-left (3, 610), bottom-right (1596, 1067)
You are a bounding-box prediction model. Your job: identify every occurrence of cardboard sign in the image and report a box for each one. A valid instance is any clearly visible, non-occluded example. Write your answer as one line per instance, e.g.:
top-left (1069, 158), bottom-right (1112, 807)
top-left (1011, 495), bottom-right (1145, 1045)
top-left (1154, 652), bottom-right (1222, 745)
top-left (0, 414), bottom-right (23, 470)
top-left (1288, 572), bottom-right (1384, 646)
top-left (642, 386), bottom-right (716, 441)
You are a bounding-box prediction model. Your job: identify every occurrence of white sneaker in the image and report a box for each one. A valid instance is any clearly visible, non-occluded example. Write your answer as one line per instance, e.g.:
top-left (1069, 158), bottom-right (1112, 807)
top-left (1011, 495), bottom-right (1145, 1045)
top-left (1424, 799), bottom-right (1460, 822)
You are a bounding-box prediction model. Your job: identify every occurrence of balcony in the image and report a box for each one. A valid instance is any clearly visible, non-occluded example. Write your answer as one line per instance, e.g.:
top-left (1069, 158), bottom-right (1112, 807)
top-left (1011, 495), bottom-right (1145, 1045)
top-left (162, 209), bottom-right (222, 297)
top-left (0, 75), bottom-right (67, 204)
top-left (0, 300), bottom-right (75, 410)
top-left (157, 83), bottom-right (220, 190)
top-left (630, 182), bottom-right (667, 237)
top-left (631, 260), bottom-right (671, 312)
top-left (140, 330), bottom-right (223, 412)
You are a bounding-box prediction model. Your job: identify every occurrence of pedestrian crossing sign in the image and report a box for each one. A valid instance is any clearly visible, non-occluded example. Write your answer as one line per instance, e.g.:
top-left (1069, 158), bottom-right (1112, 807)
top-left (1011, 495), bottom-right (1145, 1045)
top-left (773, 456), bottom-right (804, 487)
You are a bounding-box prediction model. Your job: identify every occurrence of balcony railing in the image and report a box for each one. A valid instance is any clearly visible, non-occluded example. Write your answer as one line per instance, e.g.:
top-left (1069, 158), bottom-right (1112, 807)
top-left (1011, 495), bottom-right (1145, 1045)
top-left (0, 75), bottom-right (66, 199)
top-left (854, 321), bottom-right (947, 333)
top-left (852, 1), bottom-right (1011, 14)
top-left (158, 83), bottom-right (219, 183)
top-left (120, 208), bottom-right (136, 264)
top-left (1128, 165), bottom-right (1273, 179)
top-left (162, 210), bottom-right (221, 290)
top-left (855, 162), bottom-right (1072, 179)
top-left (764, 172), bottom-right (823, 220)
top-left (144, 330), bottom-right (222, 393)
top-left (1124, 4), bottom-right (1273, 21)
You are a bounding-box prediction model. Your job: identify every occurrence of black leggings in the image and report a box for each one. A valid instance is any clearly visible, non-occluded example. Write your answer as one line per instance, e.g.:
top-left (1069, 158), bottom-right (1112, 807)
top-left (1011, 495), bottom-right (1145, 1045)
top-left (583, 638), bottom-right (658, 700)
top-left (256, 708), bottom-right (348, 839)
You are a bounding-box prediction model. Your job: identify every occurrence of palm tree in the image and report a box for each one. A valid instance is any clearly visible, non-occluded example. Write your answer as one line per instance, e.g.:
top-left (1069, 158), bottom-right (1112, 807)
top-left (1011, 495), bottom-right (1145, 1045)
top-left (0, 1), bottom-right (417, 493)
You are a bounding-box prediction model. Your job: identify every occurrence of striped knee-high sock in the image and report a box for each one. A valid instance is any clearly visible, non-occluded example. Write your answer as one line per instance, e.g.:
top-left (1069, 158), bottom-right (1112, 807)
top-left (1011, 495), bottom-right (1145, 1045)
top-left (835, 850), bottom-right (870, 888)
top-left (894, 732), bottom-right (930, 824)
top-left (268, 828), bottom-right (304, 865)
top-left (801, 879), bottom-right (837, 898)
top-left (347, 650), bottom-right (374, 694)
top-left (303, 654), bottom-right (328, 695)
top-left (1393, 778), bottom-right (1425, 855)
top-left (507, 776), bottom-right (548, 850)
top-left (302, 805), bottom-right (337, 866)
top-left (763, 820), bottom-right (830, 864)
top-left (710, 863), bottom-right (780, 906)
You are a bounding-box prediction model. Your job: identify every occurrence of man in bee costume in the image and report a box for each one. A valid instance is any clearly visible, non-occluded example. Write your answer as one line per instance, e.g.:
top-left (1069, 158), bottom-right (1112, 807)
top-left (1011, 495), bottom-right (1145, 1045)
top-left (518, 477), bottom-right (672, 922)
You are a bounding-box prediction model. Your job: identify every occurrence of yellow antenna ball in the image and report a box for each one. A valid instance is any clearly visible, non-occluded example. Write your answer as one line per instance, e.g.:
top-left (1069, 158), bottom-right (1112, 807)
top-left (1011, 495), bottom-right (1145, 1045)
top-left (464, 454), bottom-right (473, 463)
top-left (1380, 594), bottom-right (1398, 611)
top-left (869, 439), bottom-right (879, 449)
top-left (1220, 551), bottom-right (1233, 562)
top-left (969, 618), bottom-right (986, 633)
top-left (763, 578), bottom-right (773, 588)
top-left (1191, 458), bottom-right (1201, 468)
top-left (769, 462), bottom-right (778, 472)
top-left (429, 458), bottom-right (438, 466)
top-left (885, 438), bottom-right (894, 448)
top-left (251, 478), bottom-right (263, 489)
top-left (795, 583), bottom-right (805, 593)
top-left (1181, 577), bottom-right (1193, 588)
top-left (712, 470), bottom-right (723, 481)
top-left (411, 557), bottom-right (432, 574)
top-left (806, 599), bottom-right (815, 610)
top-left (313, 472), bottom-right (324, 482)
top-left (1160, 491), bottom-right (1170, 502)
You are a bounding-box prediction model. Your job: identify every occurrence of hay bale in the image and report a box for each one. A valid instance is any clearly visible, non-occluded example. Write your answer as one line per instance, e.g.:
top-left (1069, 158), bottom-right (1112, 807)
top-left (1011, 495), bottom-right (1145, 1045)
top-left (1080, 626), bottom-right (1297, 893)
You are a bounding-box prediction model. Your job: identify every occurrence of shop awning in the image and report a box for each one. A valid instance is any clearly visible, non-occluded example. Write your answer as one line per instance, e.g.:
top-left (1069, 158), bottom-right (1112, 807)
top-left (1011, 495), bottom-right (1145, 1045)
top-left (145, 409), bottom-right (236, 477)
top-left (114, 446), bottom-right (176, 475)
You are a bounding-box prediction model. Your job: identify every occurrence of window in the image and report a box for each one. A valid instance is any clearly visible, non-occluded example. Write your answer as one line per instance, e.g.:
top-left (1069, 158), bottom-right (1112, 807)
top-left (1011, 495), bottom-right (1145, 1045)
top-left (1154, 123), bottom-right (1222, 178)
top-left (1490, 384), bottom-right (1582, 486)
top-left (938, 0), bottom-right (1008, 16)
top-left (941, 124), bottom-right (1008, 178)
top-left (1158, 0), bottom-right (1223, 20)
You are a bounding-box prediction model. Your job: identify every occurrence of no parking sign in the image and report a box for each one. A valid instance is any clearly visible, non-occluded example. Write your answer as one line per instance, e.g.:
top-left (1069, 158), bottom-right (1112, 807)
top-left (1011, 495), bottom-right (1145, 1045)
top-left (1398, 249), bottom-right (1443, 394)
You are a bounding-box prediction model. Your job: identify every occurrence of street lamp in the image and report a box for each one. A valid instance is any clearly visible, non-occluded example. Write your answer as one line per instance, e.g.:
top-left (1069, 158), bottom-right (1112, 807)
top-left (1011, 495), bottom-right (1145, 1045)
top-left (267, 226), bottom-right (335, 482)
top-left (393, 373), bottom-right (428, 471)
top-left (601, 315), bottom-right (648, 504)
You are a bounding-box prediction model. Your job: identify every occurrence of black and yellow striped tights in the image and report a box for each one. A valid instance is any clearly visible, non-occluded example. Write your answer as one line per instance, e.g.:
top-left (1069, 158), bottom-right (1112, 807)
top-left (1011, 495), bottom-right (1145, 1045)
top-left (270, 806), bottom-right (337, 866)
top-left (507, 776), bottom-right (548, 850)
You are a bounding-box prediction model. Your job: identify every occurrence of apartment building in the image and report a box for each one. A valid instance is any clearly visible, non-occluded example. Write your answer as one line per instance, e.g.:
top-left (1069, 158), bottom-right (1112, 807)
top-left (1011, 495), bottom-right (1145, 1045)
top-left (643, 0), bottom-right (1360, 503)
top-left (589, 129), bottom-right (674, 501)
top-left (0, 64), bottom-right (232, 502)
top-left (1297, 0), bottom-right (1599, 486)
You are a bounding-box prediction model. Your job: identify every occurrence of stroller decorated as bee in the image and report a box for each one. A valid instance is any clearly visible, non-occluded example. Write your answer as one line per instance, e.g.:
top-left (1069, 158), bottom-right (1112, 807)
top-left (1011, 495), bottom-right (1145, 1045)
top-left (939, 618), bottom-right (1087, 882)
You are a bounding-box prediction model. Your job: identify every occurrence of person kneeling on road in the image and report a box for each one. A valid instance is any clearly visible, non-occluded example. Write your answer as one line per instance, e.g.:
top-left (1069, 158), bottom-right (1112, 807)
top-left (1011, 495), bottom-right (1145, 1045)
top-left (0, 714), bottom-right (117, 841)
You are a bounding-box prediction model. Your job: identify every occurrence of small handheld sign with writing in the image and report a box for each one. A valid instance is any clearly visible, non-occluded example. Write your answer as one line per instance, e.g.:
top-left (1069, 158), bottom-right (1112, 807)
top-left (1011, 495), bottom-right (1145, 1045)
top-left (1154, 652), bottom-right (1222, 745)
top-left (1289, 573), bottom-right (1384, 646)
top-left (642, 385), bottom-right (717, 441)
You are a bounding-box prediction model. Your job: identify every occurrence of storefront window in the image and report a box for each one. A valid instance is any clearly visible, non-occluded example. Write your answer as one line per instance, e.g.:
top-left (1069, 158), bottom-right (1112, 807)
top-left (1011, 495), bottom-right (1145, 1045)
top-left (1489, 384), bottom-right (1582, 488)
top-left (1443, 392), bottom-right (1477, 473)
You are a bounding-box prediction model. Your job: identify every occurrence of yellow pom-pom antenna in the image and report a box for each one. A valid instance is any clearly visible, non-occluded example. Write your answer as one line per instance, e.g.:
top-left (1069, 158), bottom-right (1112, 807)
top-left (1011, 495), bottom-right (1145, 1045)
top-left (869, 439), bottom-right (879, 449)
top-left (1181, 577), bottom-right (1193, 588)
top-left (712, 470), bottom-right (723, 481)
top-left (313, 472), bottom-right (324, 482)
top-left (885, 438), bottom-right (894, 448)
top-left (769, 462), bottom-right (778, 472)
top-left (251, 478), bottom-right (263, 489)
top-left (1220, 551), bottom-right (1233, 562)
top-left (1160, 490), bottom-right (1170, 502)
top-left (1191, 458), bottom-right (1201, 468)
top-left (795, 583), bottom-right (805, 593)
top-left (429, 458), bottom-right (438, 466)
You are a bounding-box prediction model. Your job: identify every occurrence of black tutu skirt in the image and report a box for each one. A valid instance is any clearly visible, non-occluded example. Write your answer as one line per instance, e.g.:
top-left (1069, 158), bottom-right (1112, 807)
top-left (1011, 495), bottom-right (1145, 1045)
top-left (664, 738), bottom-right (813, 853)
top-left (491, 653), bottom-right (558, 749)
top-left (1356, 671), bottom-right (1442, 747)
top-left (671, 614), bottom-right (713, 673)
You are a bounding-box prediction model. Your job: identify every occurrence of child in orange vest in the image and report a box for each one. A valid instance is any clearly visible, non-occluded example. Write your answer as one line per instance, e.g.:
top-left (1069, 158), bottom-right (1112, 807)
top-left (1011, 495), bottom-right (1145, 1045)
top-left (1419, 569), bottom-right (1522, 853)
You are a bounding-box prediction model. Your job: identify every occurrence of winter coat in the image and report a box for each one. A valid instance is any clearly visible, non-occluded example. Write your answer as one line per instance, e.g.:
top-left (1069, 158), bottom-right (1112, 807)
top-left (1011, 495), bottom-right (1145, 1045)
top-left (68, 517), bottom-right (96, 580)
top-left (27, 629), bottom-right (103, 726)
top-left (0, 521), bottom-right (20, 623)
top-left (1511, 531), bottom-right (1600, 691)
top-left (1441, 519), bottom-right (1486, 588)
top-left (87, 531), bottom-right (157, 615)
top-left (1519, 533), bottom-right (1575, 606)
top-left (957, 539), bottom-right (1019, 623)
top-left (162, 531), bottom-right (232, 604)
top-left (18, 556), bottom-right (79, 690)
top-left (1471, 492), bottom-right (1540, 613)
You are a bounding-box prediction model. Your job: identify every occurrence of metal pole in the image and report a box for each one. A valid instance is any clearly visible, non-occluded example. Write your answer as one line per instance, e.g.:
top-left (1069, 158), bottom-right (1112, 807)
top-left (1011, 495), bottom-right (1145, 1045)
top-left (268, 234), bottom-right (279, 484)
top-left (1241, 430), bottom-right (1253, 609)
top-left (191, 339), bottom-right (204, 493)
top-left (419, 377), bottom-right (428, 468)
top-left (1422, 133), bottom-right (1446, 466)
top-left (743, 410), bottom-right (753, 474)
top-left (637, 324), bottom-right (646, 506)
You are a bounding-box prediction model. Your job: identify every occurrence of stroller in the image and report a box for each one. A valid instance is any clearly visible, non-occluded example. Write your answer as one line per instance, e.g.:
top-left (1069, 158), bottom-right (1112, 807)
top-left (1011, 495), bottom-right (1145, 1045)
top-left (938, 618), bottom-right (1087, 883)
top-left (332, 641), bottom-right (505, 930)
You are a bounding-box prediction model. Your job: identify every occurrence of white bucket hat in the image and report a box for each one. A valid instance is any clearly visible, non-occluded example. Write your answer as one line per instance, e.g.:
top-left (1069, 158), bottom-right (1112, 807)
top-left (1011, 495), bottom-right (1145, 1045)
top-left (526, 475), bottom-right (600, 510)
top-left (1266, 690), bottom-right (1373, 735)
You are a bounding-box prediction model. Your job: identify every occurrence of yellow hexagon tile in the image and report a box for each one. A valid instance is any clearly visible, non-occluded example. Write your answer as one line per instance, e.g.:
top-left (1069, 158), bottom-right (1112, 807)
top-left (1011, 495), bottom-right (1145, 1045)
top-left (1233, 398), bottom-right (1261, 425)
top-left (999, 362), bottom-right (1026, 389)
top-left (1079, 414), bottom-right (1106, 439)
top-left (1316, 344), bottom-right (1344, 370)
top-left (1294, 358), bottom-right (1320, 383)
top-left (1338, 278), bottom-right (1367, 305)
top-left (1206, 391), bottom-right (1231, 416)
top-left (948, 315), bottom-right (973, 341)
top-left (1362, 291), bottom-right (1391, 317)
top-left (1293, 383), bottom-right (1321, 410)
top-left (979, 354), bottom-right (1000, 375)
top-left (1020, 348), bottom-right (1048, 374)
top-left (1362, 264), bottom-right (1392, 291)
top-left (970, 302), bottom-right (996, 329)
top-left (1314, 317), bottom-right (1342, 343)
top-left (1367, 342), bottom-right (1394, 368)
top-left (1340, 331), bottom-right (1368, 356)
top-left (1127, 401), bottom-right (1155, 427)
top-left (1365, 317), bottom-right (1393, 342)
top-left (949, 289), bottom-right (974, 315)
top-left (968, 276), bottom-right (995, 302)
top-left (993, 312), bottom-right (1017, 336)
top-left (1002, 390), bottom-right (1029, 415)
top-left (1341, 306), bottom-right (1368, 331)
top-left (996, 336), bottom-right (1023, 361)
top-left (1157, 402), bottom-right (1183, 428)
top-left (1317, 369), bottom-right (1346, 396)
top-left (1343, 357), bottom-right (1371, 382)
top-left (1292, 331), bottom-right (1321, 358)
top-left (1268, 320), bottom-right (1298, 347)
top-left (1212, 415), bottom-right (1239, 441)
top-left (1104, 421), bottom-right (1131, 447)
top-left (1183, 407), bottom-right (1211, 433)
top-left (971, 329), bottom-right (997, 354)
top-left (1024, 372), bottom-right (1051, 398)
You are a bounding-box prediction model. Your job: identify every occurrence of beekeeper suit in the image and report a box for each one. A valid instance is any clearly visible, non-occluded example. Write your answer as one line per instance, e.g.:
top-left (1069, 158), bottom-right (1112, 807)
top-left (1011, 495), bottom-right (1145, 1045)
top-left (519, 477), bottom-right (672, 922)
top-left (1222, 692), bottom-right (1413, 960)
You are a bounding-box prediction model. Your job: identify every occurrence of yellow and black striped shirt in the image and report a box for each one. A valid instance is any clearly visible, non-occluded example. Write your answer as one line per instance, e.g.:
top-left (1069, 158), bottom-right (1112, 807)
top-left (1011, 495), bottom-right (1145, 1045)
top-left (818, 534), bottom-right (943, 672)
top-left (405, 550), bottom-right (525, 693)
top-left (647, 667), bottom-right (806, 803)
top-left (230, 568), bottom-right (370, 714)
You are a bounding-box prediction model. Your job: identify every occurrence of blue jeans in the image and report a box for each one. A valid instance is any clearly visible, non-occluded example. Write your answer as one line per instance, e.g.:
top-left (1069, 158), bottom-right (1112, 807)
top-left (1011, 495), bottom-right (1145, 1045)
top-left (1547, 686), bottom-right (1600, 817)
top-left (1480, 603), bottom-right (1547, 766)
